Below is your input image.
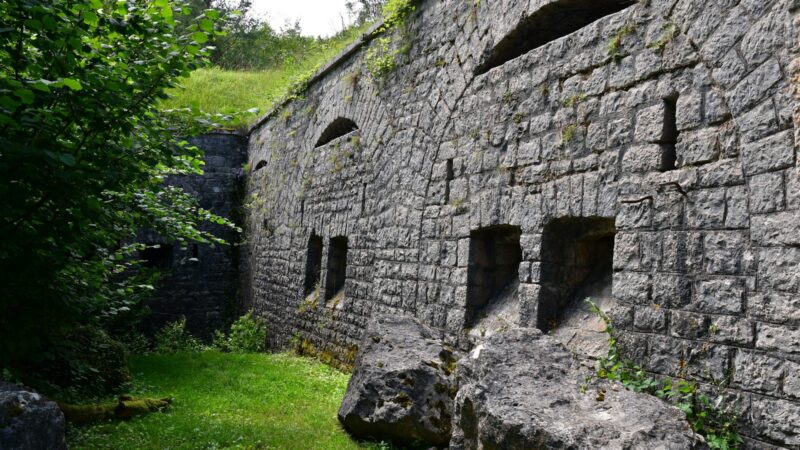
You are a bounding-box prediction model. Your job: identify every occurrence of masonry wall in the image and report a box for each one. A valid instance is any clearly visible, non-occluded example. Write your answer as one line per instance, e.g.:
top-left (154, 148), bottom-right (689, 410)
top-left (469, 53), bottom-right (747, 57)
top-left (243, 0), bottom-right (800, 446)
top-left (145, 133), bottom-right (247, 338)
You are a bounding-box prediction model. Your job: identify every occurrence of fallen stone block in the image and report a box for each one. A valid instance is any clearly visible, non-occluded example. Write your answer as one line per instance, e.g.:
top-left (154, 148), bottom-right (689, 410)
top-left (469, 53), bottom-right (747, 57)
top-left (338, 314), bottom-right (458, 447)
top-left (450, 328), bottom-right (707, 450)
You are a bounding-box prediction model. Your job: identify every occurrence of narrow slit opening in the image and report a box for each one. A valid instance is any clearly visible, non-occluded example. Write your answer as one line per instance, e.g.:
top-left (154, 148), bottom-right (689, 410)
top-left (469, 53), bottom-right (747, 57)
top-left (475, 0), bottom-right (636, 75)
top-left (303, 233), bottom-right (323, 296)
top-left (445, 159), bottom-right (454, 204)
top-left (361, 183), bottom-right (367, 215)
top-left (660, 96), bottom-right (678, 171)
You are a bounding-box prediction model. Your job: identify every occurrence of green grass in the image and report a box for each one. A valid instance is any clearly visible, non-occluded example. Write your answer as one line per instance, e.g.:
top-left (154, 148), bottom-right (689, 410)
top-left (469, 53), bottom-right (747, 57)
top-left (66, 351), bottom-right (384, 450)
top-left (160, 24), bottom-right (372, 129)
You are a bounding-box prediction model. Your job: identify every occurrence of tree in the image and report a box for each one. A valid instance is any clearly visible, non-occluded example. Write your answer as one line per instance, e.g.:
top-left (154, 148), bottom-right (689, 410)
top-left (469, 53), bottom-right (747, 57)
top-left (346, 0), bottom-right (385, 25)
top-left (0, 0), bottom-right (234, 393)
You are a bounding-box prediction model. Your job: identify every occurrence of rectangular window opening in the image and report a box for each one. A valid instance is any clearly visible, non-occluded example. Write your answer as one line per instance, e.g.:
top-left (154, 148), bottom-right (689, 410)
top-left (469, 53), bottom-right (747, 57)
top-left (538, 217), bottom-right (616, 358)
top-left (475, 0), bottom-right (636, 75)
top-left (141, 243), bottom-right (174, 269)
top-left (304, 234), bottom-right (323, 296)
top-left (325, 236), bottom-right (348, 300)
top-left (465, 225), bottom-right (522, 328)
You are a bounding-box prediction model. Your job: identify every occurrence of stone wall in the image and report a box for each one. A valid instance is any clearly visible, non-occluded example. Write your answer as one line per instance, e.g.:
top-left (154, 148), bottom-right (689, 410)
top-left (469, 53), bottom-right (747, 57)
top-left (242, 0), bottom-right (800, 446)
top-left (144, 132), bottom-right (247, 339)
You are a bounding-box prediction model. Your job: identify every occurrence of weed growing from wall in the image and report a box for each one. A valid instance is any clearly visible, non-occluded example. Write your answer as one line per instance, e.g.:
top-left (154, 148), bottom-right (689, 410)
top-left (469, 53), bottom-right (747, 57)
top-left (606, 23), bottom-right (636, 61)
top-left (647, 23), bottom-right (678, 52)
top-left (586, 299), bottom-right (743, 450)
top-left (365, 0), bottom-right (416, 81)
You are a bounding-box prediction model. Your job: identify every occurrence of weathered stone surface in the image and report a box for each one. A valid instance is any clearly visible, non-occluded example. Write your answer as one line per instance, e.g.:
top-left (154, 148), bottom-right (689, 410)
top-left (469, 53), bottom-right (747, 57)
top-left (142, 133), bottom-right (247, 339)
top-left (338, 314), bottom-right (457, 447)
top-left (450, 328), bottom-right (706, 450)
top-left (0, 382), bottom-right (66, 450)
top-left (190, 0), bottom-right (800, 446)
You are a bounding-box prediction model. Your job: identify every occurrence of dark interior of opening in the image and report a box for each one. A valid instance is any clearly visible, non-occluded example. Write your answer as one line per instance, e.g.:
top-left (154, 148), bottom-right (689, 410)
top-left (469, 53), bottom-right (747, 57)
top-left (659, 96), bottom-right (678, 171)
top-left (445, 159), bottom-right (454, 204)
top-left (324, 236), bottom-right (348, 300)
top-left (538, 217), bottom-right (615, 333)
top-left (254, 160), bottom-right (267, 171)
top-left (315, 117), bottom-right (358, 148)
top-left (304, 233), bottom-right (323, 296)
top-left (475, 0), bottom-right (636, 75)
top-left (465, 225), bottom-right (522, 326)
top-left (361, 183), bottom-right (367, 215)
top-left (141, 243), bottom-right (174, 269)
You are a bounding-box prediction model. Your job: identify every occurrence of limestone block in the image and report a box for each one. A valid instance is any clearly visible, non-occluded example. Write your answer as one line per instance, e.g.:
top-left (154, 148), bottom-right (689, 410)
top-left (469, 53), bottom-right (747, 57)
top-left (756, 322), bottom-right (800, 355)
top-left (741, 130), bottom-right (794, 176)
top-left (749, 291), bottom-right (800, 325)
top-left (691, 278), bottom-right (745, 314)
top-left (748, 172), bottom-right (785, 214)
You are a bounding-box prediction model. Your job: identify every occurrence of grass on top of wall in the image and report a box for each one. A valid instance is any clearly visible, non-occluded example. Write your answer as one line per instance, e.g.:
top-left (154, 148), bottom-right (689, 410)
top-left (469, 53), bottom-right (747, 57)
top-left (160, 23), bottom-right (373, 129)
top-left (66, 351), bottom-right (388, 450)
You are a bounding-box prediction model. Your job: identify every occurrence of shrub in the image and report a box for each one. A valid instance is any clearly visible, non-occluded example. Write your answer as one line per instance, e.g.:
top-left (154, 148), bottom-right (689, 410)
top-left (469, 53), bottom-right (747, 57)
top-left (213, 311), bottom-right (267, 353)
top-left (117, 331), bottom-right (153, 355)
top-left (16, 326), bottom-right (131, 402)
top-left (154, 317), bottom-right (204, 354)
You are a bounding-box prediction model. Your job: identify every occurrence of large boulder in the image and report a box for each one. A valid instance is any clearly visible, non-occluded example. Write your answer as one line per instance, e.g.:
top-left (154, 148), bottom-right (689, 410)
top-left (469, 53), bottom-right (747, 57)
top-left (450, 328), bottom-right (707, 450)
top-left (338, 314), bottom-right (458, 447)
top-left (0, 382), bottom-right (66, 450)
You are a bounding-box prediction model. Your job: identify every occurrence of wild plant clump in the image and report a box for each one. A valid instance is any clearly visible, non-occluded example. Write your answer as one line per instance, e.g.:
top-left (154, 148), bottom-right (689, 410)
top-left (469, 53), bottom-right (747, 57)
top-left (213, 311), bottom-right (268, 353)
top-left (586, 299), bottom-right (742, 450)
top-left (154, 317), bottom-right (204, 354)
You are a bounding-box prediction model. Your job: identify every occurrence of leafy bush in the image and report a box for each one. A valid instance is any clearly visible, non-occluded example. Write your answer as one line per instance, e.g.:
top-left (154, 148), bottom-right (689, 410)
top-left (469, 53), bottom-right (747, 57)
top-left (587, 299), bottom-right (742, 449)
top-left (17, 326), bottom-right (131, 402)
top-left (154, 318), bottom-right (204, 354)
top-left (0, 0), bottom-right (236, 392)
top-left (117, 331), bottom-right (153, 356)
top-left (213, 311), bottom-right (267, 353)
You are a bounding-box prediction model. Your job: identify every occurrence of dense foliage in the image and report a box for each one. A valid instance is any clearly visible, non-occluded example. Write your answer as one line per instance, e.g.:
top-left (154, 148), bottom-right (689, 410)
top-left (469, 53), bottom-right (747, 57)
top-left (212, 310), bottom-right (267, 353)
top-left (0, 0), bottom-right (236, 394)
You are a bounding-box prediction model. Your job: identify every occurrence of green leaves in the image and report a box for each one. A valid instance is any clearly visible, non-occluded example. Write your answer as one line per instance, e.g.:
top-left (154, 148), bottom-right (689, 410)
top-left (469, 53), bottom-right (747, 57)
top-left (61, 78), bottom-right (83, 90)
top-left (191, 31), bottom-right (208, 43)
top-left (0, 0), bottom-right (231, 392)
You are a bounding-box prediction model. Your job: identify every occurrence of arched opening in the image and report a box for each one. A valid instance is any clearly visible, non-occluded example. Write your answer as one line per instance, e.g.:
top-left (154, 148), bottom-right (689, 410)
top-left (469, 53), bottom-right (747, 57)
top-left (475, 0), bottom-right (636, 75)
top-left (315, 117), bottom-right (358, 148)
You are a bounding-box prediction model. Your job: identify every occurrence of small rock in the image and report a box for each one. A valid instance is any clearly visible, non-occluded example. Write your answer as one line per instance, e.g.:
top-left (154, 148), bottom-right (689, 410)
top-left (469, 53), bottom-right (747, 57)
top-left (0, 382), bottom-right (66, 450)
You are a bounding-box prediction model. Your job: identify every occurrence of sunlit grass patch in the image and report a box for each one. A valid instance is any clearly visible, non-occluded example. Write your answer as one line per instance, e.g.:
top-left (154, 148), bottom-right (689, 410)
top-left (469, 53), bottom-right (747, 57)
top-left (160, 23), bottom-right (372, 129)
top-left (67, 351), bottom-right (384, 450)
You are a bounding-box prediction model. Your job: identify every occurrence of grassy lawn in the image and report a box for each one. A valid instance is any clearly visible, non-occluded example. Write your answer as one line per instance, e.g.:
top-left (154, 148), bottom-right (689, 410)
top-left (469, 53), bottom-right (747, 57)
top-left (67, 351), bottom-right (382, 450)
top-left (159, 24), bottom-right (372, 129)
